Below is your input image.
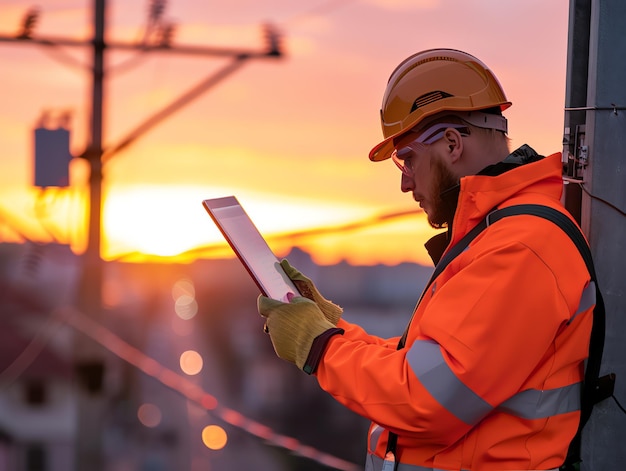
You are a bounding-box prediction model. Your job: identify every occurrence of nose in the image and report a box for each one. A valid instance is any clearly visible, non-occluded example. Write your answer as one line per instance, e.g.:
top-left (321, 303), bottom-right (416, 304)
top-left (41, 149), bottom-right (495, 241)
top-left (400, 173), bottom-right (413, 193)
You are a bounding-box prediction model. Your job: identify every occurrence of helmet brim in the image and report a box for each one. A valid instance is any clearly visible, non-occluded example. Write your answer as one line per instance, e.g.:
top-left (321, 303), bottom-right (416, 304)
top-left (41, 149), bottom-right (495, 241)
top-left (368, 103), bottom-right (511, 162)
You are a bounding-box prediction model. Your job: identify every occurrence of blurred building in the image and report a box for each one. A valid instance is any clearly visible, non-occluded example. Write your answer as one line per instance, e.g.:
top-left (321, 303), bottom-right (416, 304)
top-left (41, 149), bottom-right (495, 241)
top-left (0, 243), bottom-right (78, 471)
top-left (0, 241), bottom-right (432, 471)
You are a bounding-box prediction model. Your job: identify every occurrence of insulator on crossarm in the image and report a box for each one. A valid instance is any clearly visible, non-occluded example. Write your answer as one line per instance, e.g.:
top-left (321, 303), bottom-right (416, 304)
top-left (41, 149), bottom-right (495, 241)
top-left (263, 23), bottom-right (283, 57)
top-left (149, 0), bottom-right (167, 23)
top-left (18, 7), bottom-right (39, 39)
top-left (158, 22), bottom-right (176, 47)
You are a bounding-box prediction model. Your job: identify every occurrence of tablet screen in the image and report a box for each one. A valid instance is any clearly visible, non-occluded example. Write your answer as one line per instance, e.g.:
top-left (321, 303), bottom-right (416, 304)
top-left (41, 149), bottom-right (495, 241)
top-left (202, 196), bottom-right (299, 302)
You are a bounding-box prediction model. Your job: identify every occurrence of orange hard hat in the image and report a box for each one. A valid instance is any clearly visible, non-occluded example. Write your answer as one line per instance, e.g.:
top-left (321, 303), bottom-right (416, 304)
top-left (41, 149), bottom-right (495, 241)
top-left (369, 48), bottom-right (512, 161)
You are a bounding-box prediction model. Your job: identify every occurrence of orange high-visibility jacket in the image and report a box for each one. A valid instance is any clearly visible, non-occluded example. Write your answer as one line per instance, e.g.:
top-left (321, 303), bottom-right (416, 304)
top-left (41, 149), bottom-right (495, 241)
top-left (315, 151), bottom-right (594, 470)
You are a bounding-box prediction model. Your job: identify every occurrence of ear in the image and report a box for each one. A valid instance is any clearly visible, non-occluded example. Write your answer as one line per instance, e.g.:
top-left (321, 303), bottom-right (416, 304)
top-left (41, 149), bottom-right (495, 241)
top-left (443, 128), bottom-right (464, 164)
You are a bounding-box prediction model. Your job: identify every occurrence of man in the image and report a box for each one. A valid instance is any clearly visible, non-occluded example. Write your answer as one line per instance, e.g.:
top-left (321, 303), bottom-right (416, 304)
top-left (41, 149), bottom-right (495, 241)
top-left (258, 49), bottom-right (594, 471)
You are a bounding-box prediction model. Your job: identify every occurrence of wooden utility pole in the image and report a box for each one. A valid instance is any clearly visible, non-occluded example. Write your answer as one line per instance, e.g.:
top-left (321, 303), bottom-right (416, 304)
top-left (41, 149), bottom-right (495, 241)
top-left (73, 2), bottom-right (106, 469)
top-left (0, 2), bottom-right (283, 469)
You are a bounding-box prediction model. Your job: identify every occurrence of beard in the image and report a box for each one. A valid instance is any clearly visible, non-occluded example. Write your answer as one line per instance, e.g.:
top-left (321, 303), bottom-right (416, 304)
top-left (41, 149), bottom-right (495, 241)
top-left (427, 156), bottom-right (459, 229)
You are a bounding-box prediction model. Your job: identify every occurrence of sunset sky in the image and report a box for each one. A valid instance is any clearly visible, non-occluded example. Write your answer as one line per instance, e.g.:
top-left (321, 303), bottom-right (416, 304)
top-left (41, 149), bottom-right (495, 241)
top-left (0, 0), bottom-right (570, 266)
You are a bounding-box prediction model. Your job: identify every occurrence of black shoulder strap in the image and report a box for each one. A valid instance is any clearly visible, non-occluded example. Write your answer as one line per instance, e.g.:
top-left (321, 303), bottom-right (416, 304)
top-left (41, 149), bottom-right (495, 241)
top-left (488, 204), bottom-right (614, 470)
top-left (396, 219), bottom-right (490, 350)
top-left (387, 204), bottom-right (613, 470)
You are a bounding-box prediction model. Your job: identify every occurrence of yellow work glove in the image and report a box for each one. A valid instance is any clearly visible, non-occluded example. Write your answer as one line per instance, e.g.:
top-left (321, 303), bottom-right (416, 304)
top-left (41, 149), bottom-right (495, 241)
top-left (280, 259), bottom-right (343, 325)
top-left (258, 295), bottom-right (337, 371)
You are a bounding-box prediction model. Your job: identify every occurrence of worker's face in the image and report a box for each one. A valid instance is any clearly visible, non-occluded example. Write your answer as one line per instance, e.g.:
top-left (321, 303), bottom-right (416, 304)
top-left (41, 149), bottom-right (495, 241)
top-left (396, 135), bottom-right (458, 228)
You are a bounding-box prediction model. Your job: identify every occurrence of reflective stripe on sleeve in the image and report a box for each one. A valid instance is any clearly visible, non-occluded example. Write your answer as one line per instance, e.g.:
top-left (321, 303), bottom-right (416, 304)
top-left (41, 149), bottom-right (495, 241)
top-left (406, 339), bottom-right (493, 425)
top-left (365, 455), bottom-right (558, 471)
top-left (497, 382), bottom-right (581, 419)
top-left (406, 339), bottom-right (582, 424)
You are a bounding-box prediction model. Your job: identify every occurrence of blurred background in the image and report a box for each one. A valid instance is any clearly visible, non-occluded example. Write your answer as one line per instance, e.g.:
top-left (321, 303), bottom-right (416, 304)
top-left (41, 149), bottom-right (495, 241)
top-left (0, 1), bottom-right (571, 470)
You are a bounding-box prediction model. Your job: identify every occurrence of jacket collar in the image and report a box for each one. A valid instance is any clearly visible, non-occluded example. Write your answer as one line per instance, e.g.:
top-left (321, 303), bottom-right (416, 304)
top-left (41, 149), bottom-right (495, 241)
top-left (425, 145), bottom-right (561, 264)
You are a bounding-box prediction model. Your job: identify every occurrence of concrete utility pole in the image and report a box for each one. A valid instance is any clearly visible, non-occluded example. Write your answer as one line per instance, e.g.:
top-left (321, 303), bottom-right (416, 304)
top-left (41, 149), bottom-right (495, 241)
top-left (0, 2), bottom-right (283, 470)
top-left (563, 0), bottom-right (626, 469)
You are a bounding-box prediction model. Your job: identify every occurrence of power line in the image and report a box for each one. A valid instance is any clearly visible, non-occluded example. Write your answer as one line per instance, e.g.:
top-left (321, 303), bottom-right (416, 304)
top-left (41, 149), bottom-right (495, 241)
top-left (36, 42), bottom-right (91, 71)
top-left (102, 56), bottom-right (250, 162)
top-left (0, 314), bottom-right (63, 388)
top-left (0, 204), bottom-right (42, 243)
top-left (579, 182), bottom-right (626, 216)
top-left (109, 206), bottom-right (423, 262)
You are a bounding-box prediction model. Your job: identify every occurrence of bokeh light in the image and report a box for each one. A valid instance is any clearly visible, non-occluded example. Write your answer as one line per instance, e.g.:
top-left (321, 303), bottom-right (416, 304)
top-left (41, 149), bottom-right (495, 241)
top-left (175, 294), bottom-right (198, 320)
top-left (172, 278), bottom-right (195, 300)
top-left (137, 403), bottom-right (162, 428)
top-left (172, 278), bottom-right (199, 320)
top-left (180, 350), bottom-right (203, 375)
top-left (201, 425), bottom-right (228, 450)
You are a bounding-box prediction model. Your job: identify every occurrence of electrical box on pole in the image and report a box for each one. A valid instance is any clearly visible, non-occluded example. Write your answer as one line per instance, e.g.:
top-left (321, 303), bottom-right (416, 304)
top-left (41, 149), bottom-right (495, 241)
top-left (34, 124), bottom-right (72, 188)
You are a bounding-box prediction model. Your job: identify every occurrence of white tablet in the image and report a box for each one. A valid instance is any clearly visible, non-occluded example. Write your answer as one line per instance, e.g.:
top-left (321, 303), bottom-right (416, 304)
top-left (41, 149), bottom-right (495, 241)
top-left (202, 196), bottom-right (300, 302)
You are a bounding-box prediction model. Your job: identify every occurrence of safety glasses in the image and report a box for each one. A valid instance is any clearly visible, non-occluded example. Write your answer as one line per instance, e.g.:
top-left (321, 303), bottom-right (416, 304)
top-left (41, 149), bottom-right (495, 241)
top-left (391, 123), bottom-right (470, 178)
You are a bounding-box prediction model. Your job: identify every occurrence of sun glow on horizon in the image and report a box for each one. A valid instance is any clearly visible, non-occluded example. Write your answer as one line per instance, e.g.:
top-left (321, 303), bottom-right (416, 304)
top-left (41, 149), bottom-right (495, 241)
top-left (0, 0), bottom-right (569, 269)
top-left (102, 184), bottom-right (377, 260)
top-left (0, 182), bottom-right (435, 266)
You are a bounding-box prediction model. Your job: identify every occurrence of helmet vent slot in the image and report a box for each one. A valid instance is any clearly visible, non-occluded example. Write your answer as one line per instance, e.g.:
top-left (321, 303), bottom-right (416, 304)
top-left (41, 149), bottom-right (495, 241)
top-left (411, 91), bottom-right (452, 113)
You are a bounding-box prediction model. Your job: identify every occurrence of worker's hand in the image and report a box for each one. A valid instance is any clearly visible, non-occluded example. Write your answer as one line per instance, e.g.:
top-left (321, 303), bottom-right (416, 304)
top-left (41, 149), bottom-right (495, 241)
top-left (258, 295), bottom-right (335, 370)
top-left (280, 259), bottom-right (343, 325)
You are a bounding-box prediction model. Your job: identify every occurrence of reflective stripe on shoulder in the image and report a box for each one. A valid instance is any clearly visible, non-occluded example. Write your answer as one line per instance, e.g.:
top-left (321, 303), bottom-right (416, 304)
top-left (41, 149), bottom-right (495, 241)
top-left (407, 339), bottom-right (582, 424)
top-left (569, 281), bottom-right (595, 325)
